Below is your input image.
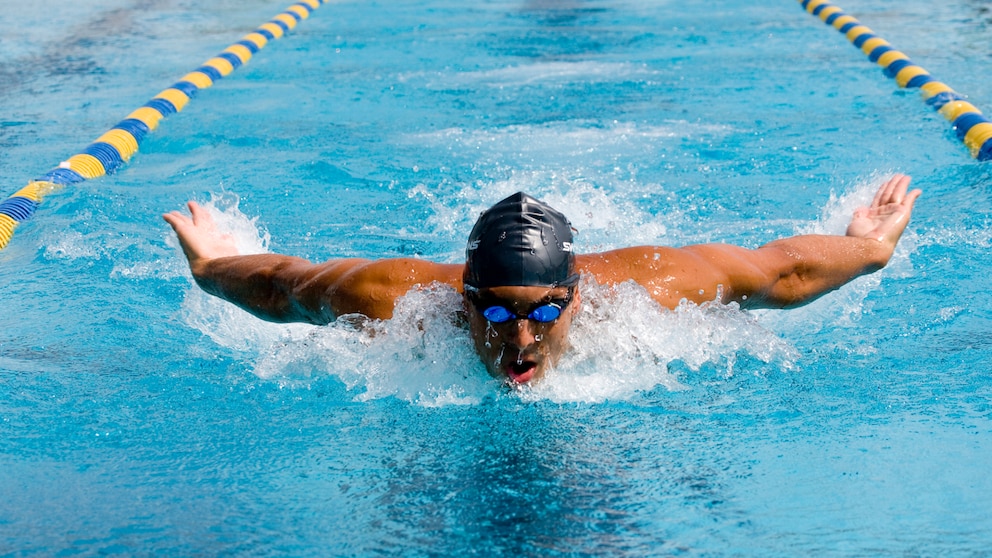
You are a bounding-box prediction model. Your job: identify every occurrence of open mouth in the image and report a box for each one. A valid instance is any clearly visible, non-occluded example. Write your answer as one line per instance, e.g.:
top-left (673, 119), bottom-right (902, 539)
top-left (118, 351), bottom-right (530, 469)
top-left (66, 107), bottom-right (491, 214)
top-left (505, 359), bottom-right (538, 384)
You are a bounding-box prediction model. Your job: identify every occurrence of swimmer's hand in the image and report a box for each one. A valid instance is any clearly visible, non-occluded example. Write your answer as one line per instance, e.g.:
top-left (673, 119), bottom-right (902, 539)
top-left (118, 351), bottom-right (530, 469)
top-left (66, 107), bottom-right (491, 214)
top-left (845, 174), bottom-right (922, 248)
top-left (163, 201), bottom-right (240, 269)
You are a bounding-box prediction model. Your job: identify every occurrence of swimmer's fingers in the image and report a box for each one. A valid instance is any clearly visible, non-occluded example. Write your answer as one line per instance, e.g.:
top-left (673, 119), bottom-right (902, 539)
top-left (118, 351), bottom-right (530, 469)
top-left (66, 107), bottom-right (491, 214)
top-left (187, 201), bottom-right (217, 230)
top-left (163, 201), bottom-right (240, 262)
top-left (874, 174), bottom-right (912, 207)
top-left (163, 201), bottom-right (222, 239)
top-left (163, 209), bottom-right (193, 232)
top-left (860, 174), bottom-right (919, 222)
top-left (163, 202), bottom-right (216, 233)
top-left (876, 185), bottom-right (921, 247)
top-left (877, 175), bottom-right (921, 219)
top-left (905, 187), bottom-right (922, 208)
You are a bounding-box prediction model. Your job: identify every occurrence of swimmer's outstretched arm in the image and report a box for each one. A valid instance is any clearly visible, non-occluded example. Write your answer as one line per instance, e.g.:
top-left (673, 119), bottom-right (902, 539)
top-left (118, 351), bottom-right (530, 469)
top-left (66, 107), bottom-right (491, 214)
top-left (689, 173), bottom-right (921, 309)
top-left (163, 201), bottom-right (332, 323)
top-left (581, 174), bottom-right (921, 309)
top-left (163, 202), bottom-right (462, 323)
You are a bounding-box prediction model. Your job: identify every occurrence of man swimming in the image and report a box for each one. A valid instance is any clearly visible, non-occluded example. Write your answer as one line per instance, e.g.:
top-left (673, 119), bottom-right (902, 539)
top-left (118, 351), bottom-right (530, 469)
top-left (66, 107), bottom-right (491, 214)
top-left (164, 174), bottom-right (921, 385)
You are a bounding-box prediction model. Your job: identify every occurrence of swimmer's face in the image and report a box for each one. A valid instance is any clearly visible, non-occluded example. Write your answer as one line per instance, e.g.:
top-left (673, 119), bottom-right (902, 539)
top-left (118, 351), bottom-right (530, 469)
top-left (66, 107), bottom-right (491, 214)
top-left (465, 285), bottom-right (580, 385)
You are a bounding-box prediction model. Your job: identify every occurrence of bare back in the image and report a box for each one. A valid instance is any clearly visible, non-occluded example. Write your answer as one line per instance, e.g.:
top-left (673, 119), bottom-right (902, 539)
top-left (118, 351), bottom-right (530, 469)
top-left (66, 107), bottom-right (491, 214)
top-left (576, 247), bottom-right (734, 308)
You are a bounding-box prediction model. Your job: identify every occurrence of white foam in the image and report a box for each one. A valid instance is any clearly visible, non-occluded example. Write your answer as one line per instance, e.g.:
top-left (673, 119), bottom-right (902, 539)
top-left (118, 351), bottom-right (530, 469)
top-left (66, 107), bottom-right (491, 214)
top-left (197, 192), bottom-right (271, 256)
top-left (178, 172), bottom-right (924, 406)
top-left (182, 254), bottom-right (797, 405)
top-left (520, 279), bottom-right (798, 403)
top-left (408, 167), bottom-right (683, 255)
top-left (403, 120), bottom-right (731, 165)
top-left (255, 286), bottom-right (495, 406)
top-left (42, 230), bottom-right (102, 260)
top-left (402, 60), bottom-right (659, 89)
top-left (42, 217), bottom-right (190, 281)
top-left (246, 279), bottom-right (797, 405)
top-left (799, 171), bottom-right (893, 237)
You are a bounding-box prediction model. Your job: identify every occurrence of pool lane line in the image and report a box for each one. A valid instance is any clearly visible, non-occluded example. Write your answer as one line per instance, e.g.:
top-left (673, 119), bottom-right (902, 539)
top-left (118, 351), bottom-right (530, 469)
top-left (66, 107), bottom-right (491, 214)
top-left (0, 0), bottom-right (327, 252)
top-left (798, 0), bottom-right (992, 162)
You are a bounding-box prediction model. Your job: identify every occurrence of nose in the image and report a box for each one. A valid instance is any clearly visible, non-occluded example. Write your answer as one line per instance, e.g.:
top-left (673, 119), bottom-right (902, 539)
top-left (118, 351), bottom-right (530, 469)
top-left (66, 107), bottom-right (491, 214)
top-left (504, 318), bottom-right (537, 347)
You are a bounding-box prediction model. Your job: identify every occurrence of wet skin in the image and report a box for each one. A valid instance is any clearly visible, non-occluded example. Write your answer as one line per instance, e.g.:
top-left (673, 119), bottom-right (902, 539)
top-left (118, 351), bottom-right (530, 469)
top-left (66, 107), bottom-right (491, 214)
top-left (165, 177), bottom-right (921, 386)
top-left (464, 285), bottom-right (581, 385)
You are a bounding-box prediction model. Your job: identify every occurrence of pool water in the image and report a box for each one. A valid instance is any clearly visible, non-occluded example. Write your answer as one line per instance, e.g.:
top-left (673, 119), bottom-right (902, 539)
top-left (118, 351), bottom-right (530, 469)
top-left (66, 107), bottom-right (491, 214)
top-left (2, 0), bottom-right (992, 554)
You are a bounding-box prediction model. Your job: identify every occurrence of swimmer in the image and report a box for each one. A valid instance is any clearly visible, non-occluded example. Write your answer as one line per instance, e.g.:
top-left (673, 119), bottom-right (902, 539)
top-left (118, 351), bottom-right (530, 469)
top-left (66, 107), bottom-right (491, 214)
top-left (164, 174), bottom-right (921, 385)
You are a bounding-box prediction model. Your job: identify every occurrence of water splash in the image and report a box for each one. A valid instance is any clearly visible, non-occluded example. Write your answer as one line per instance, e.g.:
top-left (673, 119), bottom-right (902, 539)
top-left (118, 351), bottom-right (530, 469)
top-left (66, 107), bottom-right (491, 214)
top-left (519, 279), bottom-right (798, 403)
top-left (764, 173), bottom-right (918, 335)
top-left (184, 274), bottom-right (797, 405)
top-left (410, 168), bottom-right (679, 256)
top-left (172, 186), bottom-right (885, 406)
top-left (254, 286), bottom-right (493, 406)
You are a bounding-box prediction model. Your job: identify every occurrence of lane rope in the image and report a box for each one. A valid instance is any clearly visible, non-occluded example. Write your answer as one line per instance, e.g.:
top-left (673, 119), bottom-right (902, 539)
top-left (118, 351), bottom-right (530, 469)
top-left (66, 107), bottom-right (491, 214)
top-left (798, 0), bottom-right (992, 161)
top-left (0, 0), bottom-right (327, 251)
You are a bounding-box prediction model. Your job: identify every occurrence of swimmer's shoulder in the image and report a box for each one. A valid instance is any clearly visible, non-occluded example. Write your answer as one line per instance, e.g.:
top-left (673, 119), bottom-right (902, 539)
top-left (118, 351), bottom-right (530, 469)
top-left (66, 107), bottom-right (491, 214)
top-left (576, 246), bottom-right (726, 308)
top-left (576, 246), bottom-right (687, 279)
top-left (309, 258), bottom-right (464, 319)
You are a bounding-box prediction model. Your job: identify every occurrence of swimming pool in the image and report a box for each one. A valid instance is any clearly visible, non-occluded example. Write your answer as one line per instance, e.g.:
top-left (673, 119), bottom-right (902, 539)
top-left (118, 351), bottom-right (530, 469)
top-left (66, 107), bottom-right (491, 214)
top-left (2, 0), bottom-right (991, 554)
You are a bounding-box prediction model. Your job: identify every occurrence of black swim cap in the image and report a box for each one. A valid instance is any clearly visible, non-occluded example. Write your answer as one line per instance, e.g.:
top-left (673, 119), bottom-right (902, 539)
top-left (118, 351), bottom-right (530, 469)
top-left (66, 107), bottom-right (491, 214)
top-left (464, 192), bottom-right (579, 290)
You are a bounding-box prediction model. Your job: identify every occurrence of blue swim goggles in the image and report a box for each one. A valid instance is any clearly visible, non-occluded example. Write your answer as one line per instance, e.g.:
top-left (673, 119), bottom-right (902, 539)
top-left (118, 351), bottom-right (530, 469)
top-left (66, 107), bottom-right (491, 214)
top-left (468, 287), bottom-right (574, 324)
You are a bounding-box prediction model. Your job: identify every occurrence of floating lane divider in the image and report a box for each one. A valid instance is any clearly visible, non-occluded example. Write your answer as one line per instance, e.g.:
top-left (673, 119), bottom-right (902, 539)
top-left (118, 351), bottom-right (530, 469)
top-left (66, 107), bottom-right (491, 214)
top-left (0, 0), bottom-right (327, 251)
top-left (798, 0), bottom-right (992, 161)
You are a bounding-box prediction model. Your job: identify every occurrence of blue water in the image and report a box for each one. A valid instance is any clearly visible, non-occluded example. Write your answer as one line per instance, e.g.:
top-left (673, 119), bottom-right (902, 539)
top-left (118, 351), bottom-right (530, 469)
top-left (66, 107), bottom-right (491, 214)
top-left (2, 0), bottom-right (992, 554)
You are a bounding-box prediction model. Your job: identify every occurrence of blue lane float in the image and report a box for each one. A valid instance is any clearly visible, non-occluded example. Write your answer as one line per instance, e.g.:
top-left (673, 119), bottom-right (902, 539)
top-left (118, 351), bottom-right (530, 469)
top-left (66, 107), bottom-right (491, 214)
top-left (0, 0), bottom-right (327, 251)
top-left (799, 0), bottom-right (992, 161)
